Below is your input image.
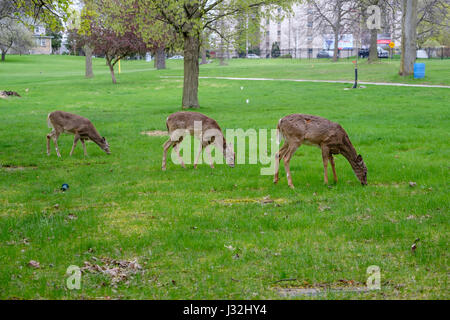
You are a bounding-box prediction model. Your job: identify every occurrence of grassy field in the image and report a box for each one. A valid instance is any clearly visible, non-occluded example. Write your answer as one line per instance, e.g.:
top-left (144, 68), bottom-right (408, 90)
top-left (0, 55), bottom-right (448, 299)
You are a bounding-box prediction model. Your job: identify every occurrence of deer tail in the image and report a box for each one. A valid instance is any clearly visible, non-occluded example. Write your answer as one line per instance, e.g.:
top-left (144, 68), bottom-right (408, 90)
top-left (47, 113), bottom-right (53, 129)
top-left (276, 118), bottom-right (284, 145)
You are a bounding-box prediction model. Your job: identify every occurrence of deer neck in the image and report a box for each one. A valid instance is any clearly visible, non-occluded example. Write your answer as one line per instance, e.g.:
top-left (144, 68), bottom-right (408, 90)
top-left (88, 130), bottom-right (104, 147)
top-left (340, 136), bottom-right (359, 170)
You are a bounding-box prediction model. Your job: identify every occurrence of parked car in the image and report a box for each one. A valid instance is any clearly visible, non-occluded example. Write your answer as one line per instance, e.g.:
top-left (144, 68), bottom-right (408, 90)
top-left (358, 48), bottom-right (369, 58)
top-left (246, 53), bottom-right (260, 59)
top-left (378, 47), bottom-right (389, 58)
top-left (317, 50), bottom-right (331, 58)
top-left (359, 47), bottom-right (389, 59)
top-left (169, 55), bottom-right (184, 60)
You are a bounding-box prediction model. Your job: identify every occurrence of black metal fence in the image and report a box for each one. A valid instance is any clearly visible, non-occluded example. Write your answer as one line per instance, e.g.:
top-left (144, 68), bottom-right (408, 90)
top-left (230, 47), bottom-right (450, 60)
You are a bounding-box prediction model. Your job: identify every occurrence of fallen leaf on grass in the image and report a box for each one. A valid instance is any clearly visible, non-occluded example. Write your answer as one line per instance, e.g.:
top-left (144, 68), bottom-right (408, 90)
top-left (28, 260), bottom-right (40, 269)
top-left (81, 257), bottom-right (143, 286)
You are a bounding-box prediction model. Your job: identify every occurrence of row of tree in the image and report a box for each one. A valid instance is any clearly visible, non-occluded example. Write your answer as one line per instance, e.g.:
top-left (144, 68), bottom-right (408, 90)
top-left (1, 0), bottom-right (448, 108)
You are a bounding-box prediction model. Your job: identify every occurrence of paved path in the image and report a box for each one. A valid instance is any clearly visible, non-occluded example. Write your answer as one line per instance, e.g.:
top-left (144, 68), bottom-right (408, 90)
top-left (161, 76), bottom-right (450, 89)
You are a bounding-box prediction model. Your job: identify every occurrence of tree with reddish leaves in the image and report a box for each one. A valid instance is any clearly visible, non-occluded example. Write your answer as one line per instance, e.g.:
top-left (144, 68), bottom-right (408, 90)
top-left (88, 23), bottom-right (149, 84)
top-left (82, 0), bottom-right (175, 82)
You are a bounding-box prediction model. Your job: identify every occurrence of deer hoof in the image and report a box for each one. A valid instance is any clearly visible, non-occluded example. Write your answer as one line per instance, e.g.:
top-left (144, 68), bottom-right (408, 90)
top-left (161, 167), bottom-right (166, 171)
top-left (288, 184), bottom-right (295, 189)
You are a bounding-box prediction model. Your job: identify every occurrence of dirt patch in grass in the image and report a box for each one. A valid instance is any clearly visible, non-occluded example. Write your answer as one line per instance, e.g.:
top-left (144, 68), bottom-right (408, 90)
top-left (141, 130), bottom-right (168, 136)
top-left (276, 286), bottom-right (370, 297)
top-left (1, 164), bottom-right (37, 171)
top-left (214, 195), bottom-right (288, 206)
top-left (274, 279), bottom-right (369, 297)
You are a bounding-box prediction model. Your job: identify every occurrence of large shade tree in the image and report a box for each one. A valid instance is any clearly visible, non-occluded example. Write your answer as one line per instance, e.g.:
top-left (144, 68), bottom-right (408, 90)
top-left (399, 0), bottom-right (418, 76)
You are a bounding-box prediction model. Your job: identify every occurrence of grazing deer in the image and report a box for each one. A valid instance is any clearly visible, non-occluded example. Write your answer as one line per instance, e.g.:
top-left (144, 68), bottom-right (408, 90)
top-left (46, 111), bottom-right (110, 157)
top-left (162, 111), bottom-right (235, 170)
top-left (274, 114), bottom-right (367, 188)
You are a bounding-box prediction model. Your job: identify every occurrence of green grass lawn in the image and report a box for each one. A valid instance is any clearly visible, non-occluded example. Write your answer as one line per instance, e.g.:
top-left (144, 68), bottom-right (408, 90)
top-left (0, 55), bottom-right (449, 299)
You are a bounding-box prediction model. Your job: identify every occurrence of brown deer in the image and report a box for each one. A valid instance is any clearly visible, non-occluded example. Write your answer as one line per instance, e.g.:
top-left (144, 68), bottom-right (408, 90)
top-left (274, 114), bottom-right (367, 188)
top-left (46, 111), bottom-right (110, 157)
top-left (162, 111), bottom-right (235, 170)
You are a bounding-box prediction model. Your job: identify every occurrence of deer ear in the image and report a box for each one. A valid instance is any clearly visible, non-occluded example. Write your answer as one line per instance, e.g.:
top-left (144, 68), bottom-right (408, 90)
top-left (356, 154), bottom-right (363, 162)
top-left (102, 137), bottom-right (106, 142)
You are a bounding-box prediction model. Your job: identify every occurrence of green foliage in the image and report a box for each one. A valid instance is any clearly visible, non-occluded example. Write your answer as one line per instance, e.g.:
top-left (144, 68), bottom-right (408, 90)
top-left (271, 41), bottom-right (280, 58)
top-left (10, 0), bottom-right (72, 31)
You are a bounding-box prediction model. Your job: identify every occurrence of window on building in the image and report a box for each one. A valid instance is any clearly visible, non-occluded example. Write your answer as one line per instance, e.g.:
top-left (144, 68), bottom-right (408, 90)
top-left (266, 42), bottom-right (270, 48)
top-left (307, 22), bottom-right (313, 28)
top-left (266, 31), bottom-right (270, 36)
top-left (307, 36), bottom-right (313, 42)
top-left (307, 9), bottom-right (314, 15)
top-left (277, 30), bottom-right (281, 36)
top-left (40, 39), bottom-right (46, 47)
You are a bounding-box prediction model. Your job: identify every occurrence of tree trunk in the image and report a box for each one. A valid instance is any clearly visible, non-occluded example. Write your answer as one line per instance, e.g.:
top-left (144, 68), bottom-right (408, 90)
top-left (155, 46), bottom-right (166, 70)
top-left (106, 58), bottom-right (117, 84)
top-left (1, 51), bottom-right (5, 61)
top-left (182, 33), bottom-right (200, 109)
top-left (201, 47), bottom-right (207, 64)
top-left (399, 0), bottom-right (417, 76)
top-left (84, 45), bottom-right (94, 78)
top-left (333, 31), bottom-right (339, 62)
top-left (368, 28), bottom-right (379, 63)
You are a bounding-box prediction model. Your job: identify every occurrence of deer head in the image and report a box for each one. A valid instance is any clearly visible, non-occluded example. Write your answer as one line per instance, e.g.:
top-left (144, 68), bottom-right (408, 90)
top-left (353, 154), bottom-right (367, 185)
top-left (100, 137), bottom-right (111, 154)
top-left (223, 141), bottom-right (235, 168)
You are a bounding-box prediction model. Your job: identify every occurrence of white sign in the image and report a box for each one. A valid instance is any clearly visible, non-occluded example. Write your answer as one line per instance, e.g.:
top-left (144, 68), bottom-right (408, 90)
top-left (323, 34), bottom-right (354, 50)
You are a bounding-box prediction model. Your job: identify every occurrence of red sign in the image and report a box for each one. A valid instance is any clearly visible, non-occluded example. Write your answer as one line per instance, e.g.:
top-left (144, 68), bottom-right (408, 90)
top-left (377, 39), bottom-right (391, 44)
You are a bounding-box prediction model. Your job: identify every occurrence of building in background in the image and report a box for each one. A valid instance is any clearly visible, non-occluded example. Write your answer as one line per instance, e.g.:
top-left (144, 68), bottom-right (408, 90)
top-left (30, 25), bottom-right (53, 54)
top-left (261, 2), bottom-right (358, 58)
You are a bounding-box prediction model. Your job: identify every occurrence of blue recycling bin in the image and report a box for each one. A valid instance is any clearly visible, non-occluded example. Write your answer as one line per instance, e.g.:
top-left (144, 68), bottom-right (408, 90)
top-left (414, 63), bottom-right (425, 79)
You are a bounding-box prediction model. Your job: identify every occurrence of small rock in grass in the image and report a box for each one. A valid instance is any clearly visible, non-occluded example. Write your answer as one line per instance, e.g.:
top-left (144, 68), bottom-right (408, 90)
top-left (409, 182), bottom-right (417, 187)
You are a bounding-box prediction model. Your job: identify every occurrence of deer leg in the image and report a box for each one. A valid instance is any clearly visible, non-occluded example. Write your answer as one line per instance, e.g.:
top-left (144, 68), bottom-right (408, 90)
top-left (52, 132), bottom-right (62, 158)
top-left (321, 146), bottom-right (330, 184)
top-left (205, 143), bottom-right (214, 169)
top-left (329, 155), bottom-right (338, 183)
top-left (172, 140), bottom-right (186, 169)
top-left (274, 143), bottom-right (289, 184)
top-left (193, 143), bottom-right (204, 169)
top-left (283, 145), bottom-right (299, 189)
top-left (162, 139), bottom-right (174, 171)
top-left (46, 131), bottom-right (55, 156)
top-left (70, 134), bottom-right (80, 156)
top-left (81, 139), bottom-right (88, 157)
